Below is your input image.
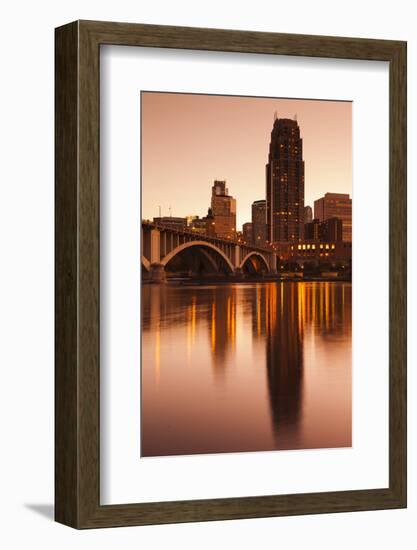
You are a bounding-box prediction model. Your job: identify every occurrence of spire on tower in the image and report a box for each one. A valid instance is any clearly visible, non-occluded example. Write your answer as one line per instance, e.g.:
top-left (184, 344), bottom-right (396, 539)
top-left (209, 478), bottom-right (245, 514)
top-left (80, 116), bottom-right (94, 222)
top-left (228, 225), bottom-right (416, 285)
top-left (274, 110), bottom-right (278, 121)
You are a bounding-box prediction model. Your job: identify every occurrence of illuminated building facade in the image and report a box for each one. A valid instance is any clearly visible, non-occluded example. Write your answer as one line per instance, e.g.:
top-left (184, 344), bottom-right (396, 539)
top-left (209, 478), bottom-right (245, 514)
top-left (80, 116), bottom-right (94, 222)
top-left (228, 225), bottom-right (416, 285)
top-left (304, 216), bottom-right (343, 243)
top-left (188, 216), bottom-right (207, 234)
top-left (285, 240), bottom-right (352, 264)
top-left (314, 192), bottom-right (352, 242)
top-left (266, 117), bottom-right (305, 244)
top-left (211, 180), bottom-right (237, 239)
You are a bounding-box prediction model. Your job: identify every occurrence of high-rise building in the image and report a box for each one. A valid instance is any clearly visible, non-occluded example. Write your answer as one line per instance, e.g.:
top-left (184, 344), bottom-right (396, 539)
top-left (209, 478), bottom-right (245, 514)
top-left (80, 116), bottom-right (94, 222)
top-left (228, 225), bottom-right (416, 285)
top-left (314, 193), bottom-right (352, 242)
top-left (251, 199), bottom-right (267, 246)
top-left (266, 117), bottom-right (305, 244)
top-left (319, 217), bottom-right (343, 242)
top-left (304, 205), bottom-right (313, 224)
top-left (242, 222), bottom-right (253, 243)
top-left (304, 217), bottom-right (343, 243)
top-left (304, 218), bottom-right (320, 240)
top-left (210, 180), bottom-right (236, 239)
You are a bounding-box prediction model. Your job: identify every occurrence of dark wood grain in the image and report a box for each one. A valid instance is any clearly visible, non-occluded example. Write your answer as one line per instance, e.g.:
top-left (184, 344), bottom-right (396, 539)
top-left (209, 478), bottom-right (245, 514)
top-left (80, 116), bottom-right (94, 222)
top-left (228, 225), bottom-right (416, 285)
top-left (55, 21), bottom-right (79, 527)
top-left (55, 20), bottom-right (407, 529)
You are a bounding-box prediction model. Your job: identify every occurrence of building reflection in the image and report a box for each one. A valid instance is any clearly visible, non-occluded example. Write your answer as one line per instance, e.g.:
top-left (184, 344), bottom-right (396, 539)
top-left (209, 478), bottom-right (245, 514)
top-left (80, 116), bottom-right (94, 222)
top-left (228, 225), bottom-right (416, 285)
top-left (141, 284), bottom-right (238, 379)
top-left (260, 284), bottom-right (304, 443)
top-left (208, 287), bottom-right (236, 377)
top-left (249, 282), bottom-right (351, 443)
top-left (142, 281), bottom-right (351, 448)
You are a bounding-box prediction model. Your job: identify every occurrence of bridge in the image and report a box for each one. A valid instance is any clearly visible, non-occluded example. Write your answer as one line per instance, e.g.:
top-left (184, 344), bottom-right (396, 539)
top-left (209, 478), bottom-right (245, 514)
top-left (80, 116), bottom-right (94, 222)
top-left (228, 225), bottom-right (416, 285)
top-left (142, 222), bottom-right (277, 281)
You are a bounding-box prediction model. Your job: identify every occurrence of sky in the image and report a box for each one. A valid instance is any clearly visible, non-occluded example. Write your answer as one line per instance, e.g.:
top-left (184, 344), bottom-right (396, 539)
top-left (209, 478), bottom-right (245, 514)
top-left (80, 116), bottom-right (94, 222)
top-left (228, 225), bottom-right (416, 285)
top-left (141, 92), bottom-right (352, 230)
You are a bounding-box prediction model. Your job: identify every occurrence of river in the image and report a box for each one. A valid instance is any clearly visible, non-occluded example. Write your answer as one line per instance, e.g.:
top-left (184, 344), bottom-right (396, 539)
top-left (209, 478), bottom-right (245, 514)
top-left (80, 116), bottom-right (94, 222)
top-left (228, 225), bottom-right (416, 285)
top-left (141, 281), bottom-right (351, 457)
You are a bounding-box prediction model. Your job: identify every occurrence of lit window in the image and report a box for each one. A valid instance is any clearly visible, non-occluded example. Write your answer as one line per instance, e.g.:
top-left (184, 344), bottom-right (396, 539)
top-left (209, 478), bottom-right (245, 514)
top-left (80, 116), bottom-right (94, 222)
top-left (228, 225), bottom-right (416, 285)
top-left (302, 244), bottom-right (306, 250)
top-left (331, 244), bottom-right (335, 249)
top-left (320, 244), bottom-right (323, 249)
top-left (297, 245), bottom-right (301, 250)
top-left (307, 244), bottom-right (310, 250)
top-left (325, 244), bottom-right (330, 250)
top-left (312, 244), bottom-right (316, 250)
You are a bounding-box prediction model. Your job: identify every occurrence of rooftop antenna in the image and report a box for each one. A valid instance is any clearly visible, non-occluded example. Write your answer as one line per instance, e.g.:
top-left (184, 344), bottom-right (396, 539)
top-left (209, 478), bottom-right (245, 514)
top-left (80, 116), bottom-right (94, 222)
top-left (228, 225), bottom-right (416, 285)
top-left (169, 205), bottom-right (172, 217)
top-left (158, 205), bottom-right (161, 218)
top-left (294, 113), bottom-right (298, 121)
top-left (274, 110), bottom-right (278, 121)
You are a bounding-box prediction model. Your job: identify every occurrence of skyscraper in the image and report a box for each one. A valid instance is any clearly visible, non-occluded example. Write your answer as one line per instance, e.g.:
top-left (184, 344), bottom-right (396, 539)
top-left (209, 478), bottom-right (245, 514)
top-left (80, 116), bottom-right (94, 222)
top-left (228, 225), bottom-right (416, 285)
top-left (251, 199), bottom-right (267, 246)
top-left (304, 218), bottom-right (320, 240)
top-left (210, 180), bottom-right (236, 239)
top-left (319, 217), bottom-right (343, 242)
top-left (314, 193), bottom-right (352, 242)
top-left (304, 205), bottom-right (313, 224)
top-left (266, 117), bottom-right (305, 244)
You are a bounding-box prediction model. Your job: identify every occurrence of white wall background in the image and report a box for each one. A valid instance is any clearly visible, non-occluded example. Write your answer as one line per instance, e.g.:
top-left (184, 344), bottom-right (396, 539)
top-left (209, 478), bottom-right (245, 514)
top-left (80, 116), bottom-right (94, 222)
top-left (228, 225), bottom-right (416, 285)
top-left (0, 0), bottom-right (415, 548)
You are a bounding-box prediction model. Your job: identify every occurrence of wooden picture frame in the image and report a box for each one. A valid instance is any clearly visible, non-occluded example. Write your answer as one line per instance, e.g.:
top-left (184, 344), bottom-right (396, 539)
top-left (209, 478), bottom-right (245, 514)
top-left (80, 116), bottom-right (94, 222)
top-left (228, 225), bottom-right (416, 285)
top-left (55, 20), bottom-right (407, 528)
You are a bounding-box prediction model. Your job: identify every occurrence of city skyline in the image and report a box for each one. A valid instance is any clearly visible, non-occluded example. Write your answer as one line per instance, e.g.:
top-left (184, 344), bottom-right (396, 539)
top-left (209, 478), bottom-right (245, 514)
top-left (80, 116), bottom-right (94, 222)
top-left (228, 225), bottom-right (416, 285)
top-left (141, 91), bottom-right (353, 459)
top-left (141, 92), bottom-right (352, 230)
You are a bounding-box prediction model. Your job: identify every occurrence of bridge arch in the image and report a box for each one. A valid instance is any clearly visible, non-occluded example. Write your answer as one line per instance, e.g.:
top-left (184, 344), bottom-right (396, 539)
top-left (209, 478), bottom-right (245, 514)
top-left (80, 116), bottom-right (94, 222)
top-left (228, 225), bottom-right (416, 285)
top-left (161, 241), bottom-right (234, 273)
top-left (141, 256), bottom-right (151, 272)
top-left (239, 251), bottom-right (270, 273)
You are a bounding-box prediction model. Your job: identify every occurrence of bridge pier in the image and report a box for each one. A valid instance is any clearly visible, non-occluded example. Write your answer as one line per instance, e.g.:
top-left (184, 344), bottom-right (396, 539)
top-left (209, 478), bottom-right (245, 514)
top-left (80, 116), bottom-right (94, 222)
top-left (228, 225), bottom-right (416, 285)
top-left (233, 246), bottom-right (240, 270)
top-left (269, 253), bottom-right (277, 274)
top-left (150, 262), bottom-right (166, 283)
top-left (150, 229), bottom-right (161, 264)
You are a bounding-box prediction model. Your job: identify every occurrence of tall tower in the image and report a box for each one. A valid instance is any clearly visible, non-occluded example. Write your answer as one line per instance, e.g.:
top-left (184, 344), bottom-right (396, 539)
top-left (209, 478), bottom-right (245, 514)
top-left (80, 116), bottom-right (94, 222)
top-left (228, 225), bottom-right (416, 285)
top-left (210, 180), bottom-right (236, 239)
top-left (266, 118), bottom-right (305, 244)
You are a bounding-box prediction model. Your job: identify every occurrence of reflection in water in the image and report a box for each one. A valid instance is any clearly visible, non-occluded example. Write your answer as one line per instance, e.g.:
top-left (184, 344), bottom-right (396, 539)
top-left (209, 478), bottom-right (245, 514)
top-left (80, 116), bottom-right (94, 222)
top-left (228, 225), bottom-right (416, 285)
top-left (263, 283), bottom-right (304, 446)
top-left (141, 282), bottom-right (352, 457)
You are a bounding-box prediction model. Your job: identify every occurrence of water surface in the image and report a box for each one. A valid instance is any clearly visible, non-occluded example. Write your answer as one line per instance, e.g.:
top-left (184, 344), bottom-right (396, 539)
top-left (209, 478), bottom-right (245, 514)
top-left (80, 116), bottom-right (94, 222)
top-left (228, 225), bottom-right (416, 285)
top-left (141, 281), bottom-right (351, 457)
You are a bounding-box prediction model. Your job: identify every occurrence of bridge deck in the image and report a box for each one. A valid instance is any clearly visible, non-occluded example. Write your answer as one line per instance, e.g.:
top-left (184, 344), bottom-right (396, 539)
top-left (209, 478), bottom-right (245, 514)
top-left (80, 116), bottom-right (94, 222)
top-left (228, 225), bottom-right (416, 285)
top-left (142, 221), bottom-right (274, 254)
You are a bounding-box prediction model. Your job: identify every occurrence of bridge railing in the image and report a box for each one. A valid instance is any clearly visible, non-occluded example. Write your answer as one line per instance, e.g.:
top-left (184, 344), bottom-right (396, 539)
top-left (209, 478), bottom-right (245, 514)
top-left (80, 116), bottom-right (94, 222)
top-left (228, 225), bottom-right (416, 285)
top-left (141, 220), bottom-right (276, 255)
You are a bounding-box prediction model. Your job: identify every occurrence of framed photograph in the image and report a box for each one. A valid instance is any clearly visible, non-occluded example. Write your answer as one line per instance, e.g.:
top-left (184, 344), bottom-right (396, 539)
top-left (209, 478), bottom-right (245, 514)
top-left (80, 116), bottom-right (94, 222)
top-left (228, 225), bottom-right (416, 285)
top-left (55, 20), bottom-right (406, 528)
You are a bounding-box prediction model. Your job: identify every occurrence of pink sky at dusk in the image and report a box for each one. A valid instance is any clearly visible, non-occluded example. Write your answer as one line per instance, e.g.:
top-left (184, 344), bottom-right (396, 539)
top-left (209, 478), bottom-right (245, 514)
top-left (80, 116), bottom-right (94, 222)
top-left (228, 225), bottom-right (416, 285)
top-left (141, 92), bottom-right (352, 230)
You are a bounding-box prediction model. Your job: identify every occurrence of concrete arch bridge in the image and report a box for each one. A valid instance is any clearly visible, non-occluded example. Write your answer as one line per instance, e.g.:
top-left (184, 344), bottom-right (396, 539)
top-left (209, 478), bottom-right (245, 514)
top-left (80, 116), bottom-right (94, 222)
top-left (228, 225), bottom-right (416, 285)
top-left (142, 222), bottom-right (277, 281)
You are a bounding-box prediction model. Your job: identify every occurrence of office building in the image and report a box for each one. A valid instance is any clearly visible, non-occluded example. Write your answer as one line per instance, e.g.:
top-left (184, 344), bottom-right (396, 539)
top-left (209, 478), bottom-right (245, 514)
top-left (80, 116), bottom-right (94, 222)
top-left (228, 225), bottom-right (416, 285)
top-left (252, 199), bottom-right (267, 246)
top-left (314, 192), bottom-right (352, 242)
top-left (242, 222), bottom-right (253, 243)
top-left (304, 218), bottom-right (320, 240)
top-left (319, 217), bottom-right (343, 242)
top-left (211, 180), bottom-right (237, 239)
top-left (153, 216), bottom-right (187, 230)
top-left (266, 116), bottom-right (305, 244)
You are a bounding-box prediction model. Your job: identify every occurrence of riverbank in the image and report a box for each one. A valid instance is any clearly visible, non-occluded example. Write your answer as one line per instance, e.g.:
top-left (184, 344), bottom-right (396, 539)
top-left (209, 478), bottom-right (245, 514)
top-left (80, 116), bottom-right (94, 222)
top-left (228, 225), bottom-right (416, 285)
top-left (143, 274), bottom-right (352, 285)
